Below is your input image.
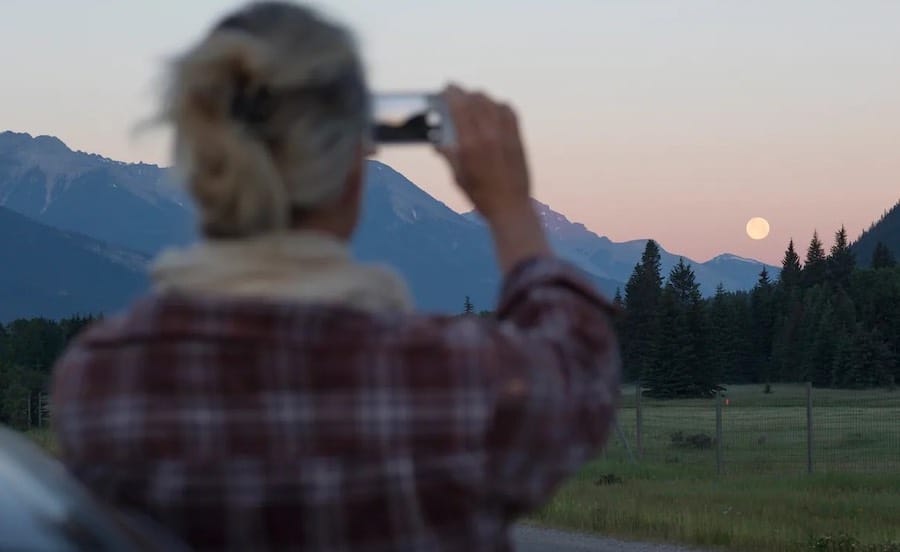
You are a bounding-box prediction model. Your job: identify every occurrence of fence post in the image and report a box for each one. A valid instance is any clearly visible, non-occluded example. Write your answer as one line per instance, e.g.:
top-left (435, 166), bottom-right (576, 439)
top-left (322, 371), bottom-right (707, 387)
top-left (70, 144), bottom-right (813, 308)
top-left (635, 385), bottom-right (643, 460)
top-left (614, 420), bottom-right (637, 465)
top-left (40, 392), bottom-right (51, 428)
top-left (806, 382), bottom-right (814, 474)
top-left (37, 394), bottom-right (43, 428)
top-left (716, 392), bottom-right (724, 476)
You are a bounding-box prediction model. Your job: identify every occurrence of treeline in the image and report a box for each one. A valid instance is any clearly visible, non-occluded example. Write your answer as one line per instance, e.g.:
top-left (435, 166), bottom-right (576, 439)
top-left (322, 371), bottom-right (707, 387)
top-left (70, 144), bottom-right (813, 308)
top-left (618, 230), bottom-right (899, 398)
top-left (0, 315), bottom-right (95, 429)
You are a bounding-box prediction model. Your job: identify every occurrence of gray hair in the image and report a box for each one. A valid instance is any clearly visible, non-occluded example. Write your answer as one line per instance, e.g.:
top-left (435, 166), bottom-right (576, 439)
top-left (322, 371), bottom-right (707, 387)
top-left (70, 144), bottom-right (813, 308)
top-left (163, 2), bottom-right (370, 238)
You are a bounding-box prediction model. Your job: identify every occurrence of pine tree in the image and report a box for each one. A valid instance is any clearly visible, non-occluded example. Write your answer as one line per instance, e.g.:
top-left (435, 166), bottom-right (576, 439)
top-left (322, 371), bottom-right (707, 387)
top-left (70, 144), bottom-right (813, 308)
top-left (622, 240), bottom-right (664, 382)
top-left (802, 231), bottom-right (827, 288)
top-left (771, 240), bottom-right (805, 382)
top-left (645, 259), bottom-right (716, 398)
top-left (770, 293), bottom-right (804, 382)
top-left (810, 300), bottom-right (841, 386)
top-left (708, 284), bottom-right (734, 383)
top-left (750, 268), bottom-right (776, 383)
top-left (872, 241), bottom-right (897, 269)
top-left (832, 324), bottom-right (894, 389)
top-left (613, 288), bottom-right (624, 310)
top-left (779, 239), bottom-right (802, 291)
top-left (828, 225), bottom-right (856, 288)
top-left (463, 296), bottom-right (474, 315)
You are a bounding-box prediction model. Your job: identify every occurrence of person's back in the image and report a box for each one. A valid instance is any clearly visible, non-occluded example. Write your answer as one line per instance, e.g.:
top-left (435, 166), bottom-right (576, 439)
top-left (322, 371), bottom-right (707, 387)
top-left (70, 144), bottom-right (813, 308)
top-left (52, 3), bottom-right (620, 550)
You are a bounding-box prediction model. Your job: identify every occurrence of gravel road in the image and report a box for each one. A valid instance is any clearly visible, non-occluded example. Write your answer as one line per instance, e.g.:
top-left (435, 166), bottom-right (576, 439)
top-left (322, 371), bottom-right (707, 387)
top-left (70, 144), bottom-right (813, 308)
top-left (512, 525), bottom-right (703, 552)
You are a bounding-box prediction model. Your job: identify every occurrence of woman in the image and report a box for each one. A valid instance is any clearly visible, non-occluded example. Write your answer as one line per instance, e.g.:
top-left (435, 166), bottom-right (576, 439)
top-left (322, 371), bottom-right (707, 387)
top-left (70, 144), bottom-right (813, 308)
top-left (52, 2), bottom-right (620, 550)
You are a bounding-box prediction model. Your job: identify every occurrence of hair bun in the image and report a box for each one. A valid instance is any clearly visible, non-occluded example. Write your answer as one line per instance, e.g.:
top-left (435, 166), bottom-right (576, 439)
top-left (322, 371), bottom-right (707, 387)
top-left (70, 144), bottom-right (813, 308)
top-left (163, 2), bottom-right (369, 239)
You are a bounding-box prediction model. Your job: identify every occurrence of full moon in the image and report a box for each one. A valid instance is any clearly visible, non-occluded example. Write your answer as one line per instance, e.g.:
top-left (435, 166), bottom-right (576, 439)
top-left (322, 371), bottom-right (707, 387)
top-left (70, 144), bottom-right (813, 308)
top-left (746, 217), bottom-right (771, 240)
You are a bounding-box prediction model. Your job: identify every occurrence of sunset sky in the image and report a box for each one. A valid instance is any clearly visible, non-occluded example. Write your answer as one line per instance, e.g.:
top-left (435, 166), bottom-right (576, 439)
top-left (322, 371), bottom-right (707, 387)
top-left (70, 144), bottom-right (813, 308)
top-left (1, 1), bottom-right (898, 264)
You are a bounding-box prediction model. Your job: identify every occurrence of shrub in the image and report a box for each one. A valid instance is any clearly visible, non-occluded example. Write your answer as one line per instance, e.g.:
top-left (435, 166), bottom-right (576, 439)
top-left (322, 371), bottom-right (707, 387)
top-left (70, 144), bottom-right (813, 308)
top-left (670, 431), bottom-right (714, 450)
top-left (593, 474), bottom-right (623, 486)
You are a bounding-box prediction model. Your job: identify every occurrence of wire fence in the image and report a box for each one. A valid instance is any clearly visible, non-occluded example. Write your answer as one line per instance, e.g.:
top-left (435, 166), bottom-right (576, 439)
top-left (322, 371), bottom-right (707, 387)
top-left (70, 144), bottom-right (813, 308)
top-left (14, 385), bottom-right (900, 475)
top-left (605, 383), bottom-right (900, 475)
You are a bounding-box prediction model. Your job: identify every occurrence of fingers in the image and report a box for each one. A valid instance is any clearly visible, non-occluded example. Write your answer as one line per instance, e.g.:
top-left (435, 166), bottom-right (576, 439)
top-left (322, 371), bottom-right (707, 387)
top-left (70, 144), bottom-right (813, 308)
top-left (435, 82), bottom-right (531, 216)
top-left (440, 84), bottom-right (511, 149)
top-left (469, 91), bottom-right (502, 138)
top-left (441, 84), bottom-right (474, 151)
top-left (497, 102), bottom-right (521, 144)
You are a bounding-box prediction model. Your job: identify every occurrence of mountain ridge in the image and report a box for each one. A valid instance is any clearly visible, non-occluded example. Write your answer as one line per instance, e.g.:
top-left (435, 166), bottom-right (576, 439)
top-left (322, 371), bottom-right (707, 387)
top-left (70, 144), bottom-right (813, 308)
top-left (2, 130), bottom-right (780, 314)
top-left (465, 202), bottom-right (778, 293)
top-left (0, 130), bottom-right (195, 255)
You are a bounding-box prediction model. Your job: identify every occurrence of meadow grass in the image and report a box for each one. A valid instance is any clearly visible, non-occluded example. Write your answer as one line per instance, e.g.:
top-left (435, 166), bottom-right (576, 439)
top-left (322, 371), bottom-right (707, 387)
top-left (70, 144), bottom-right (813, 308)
top-left (531, 461), bottom-right (900, 551)
top-left (22, 385), bottom-right (900, 550)
top-left (613, 384), bottom-right (900, 475)
top-left (532, 384), bottom-right (900, 551)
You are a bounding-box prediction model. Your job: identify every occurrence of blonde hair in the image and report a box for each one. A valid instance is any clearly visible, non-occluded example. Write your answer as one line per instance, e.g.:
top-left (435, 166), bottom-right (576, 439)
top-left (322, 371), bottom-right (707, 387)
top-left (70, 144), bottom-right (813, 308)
top-left (163, 2), bottom-right (370, 238)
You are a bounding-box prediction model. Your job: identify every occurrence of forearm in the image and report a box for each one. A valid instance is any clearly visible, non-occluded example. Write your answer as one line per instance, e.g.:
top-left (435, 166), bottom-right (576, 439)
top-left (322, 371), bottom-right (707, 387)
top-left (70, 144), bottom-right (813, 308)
top-left (486, 201), bottom-right (552, 275)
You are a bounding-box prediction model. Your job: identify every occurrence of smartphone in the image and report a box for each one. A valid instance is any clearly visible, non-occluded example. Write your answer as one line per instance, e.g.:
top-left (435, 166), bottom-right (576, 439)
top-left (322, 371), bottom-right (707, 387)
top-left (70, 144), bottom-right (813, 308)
top-left (372, 93), bottom-right (456, 147)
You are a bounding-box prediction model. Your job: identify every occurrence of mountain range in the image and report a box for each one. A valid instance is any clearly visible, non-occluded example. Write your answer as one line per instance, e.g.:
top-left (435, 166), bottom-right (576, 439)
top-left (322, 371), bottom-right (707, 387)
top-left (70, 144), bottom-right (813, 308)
top-left (0, 131), bottom-right (194, 255)
top-left (1, 130), bottom-right (781, 319)
top-left (465, 204), bottom-right (775, 295)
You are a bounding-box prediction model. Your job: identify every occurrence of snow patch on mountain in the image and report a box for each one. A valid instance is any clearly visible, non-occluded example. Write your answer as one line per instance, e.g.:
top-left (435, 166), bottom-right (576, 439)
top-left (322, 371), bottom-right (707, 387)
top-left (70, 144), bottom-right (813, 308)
top-left (708, 253), bottom-right (765, 265)
top-left (366, 161), bottom-right (463, 225)
top-left (0, 131), bottom-right (185, 211)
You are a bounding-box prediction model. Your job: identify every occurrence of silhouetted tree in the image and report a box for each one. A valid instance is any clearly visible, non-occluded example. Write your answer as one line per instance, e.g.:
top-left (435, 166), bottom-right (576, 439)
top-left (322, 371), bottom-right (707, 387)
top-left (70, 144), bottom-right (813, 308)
top-left (779, 239), bottom-right (802, 291)
top-left (872, 241), bottom-right (896, 269)
top-left (613, 287), bottom-right (624, 310)
top-left (644, 259), bottom-right (717, 398)
top-left (622, 241), bottom-right (663, 382)
top-left (802, 231), bottom-right (827, 288)
top-left (828, 225), bottom-right (856, 289)
top-left (750, 268), bottom-right (776, 383)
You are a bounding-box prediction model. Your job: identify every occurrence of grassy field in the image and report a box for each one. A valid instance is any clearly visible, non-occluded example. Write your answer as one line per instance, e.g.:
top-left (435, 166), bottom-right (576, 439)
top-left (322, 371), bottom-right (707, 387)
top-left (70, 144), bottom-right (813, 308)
top-left (531, 462), bottom-right (900, 551)
top-left (22, 385), bottom-right (900, 550)
top-left (611, 384), bottom-right (900, 475)
top-left (532, 384), bottom-right (900, 551)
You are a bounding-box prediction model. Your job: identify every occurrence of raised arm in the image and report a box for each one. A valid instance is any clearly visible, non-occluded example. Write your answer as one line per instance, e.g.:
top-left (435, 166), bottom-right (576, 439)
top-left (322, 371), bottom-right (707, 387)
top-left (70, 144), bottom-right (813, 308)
top-left (436, 84), bottom-right (621, 516)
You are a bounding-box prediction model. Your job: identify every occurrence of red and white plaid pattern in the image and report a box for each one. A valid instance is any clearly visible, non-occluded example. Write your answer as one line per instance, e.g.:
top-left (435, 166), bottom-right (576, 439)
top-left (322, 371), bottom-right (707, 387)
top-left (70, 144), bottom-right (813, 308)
top-left (52, 258), bottom-right (620, 551)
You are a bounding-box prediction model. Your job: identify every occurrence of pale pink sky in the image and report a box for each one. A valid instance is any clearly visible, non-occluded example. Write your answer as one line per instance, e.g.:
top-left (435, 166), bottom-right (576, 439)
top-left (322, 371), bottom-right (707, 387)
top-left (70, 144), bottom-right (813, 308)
top-left (1, 1), bottom-right (898, 264)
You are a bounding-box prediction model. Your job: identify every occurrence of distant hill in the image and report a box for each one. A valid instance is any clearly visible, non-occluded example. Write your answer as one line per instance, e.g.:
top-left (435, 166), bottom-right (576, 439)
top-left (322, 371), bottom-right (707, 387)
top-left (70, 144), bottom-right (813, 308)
top-left (0, 206), bottom-right (147, 322)
top-left (852, 200), bottom-right (900, 267)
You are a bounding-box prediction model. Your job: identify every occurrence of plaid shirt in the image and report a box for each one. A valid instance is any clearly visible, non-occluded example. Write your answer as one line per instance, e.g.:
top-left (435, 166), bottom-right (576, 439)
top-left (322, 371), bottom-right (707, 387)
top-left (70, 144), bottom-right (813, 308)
top-left (52, 257), bottom-right (620, 552)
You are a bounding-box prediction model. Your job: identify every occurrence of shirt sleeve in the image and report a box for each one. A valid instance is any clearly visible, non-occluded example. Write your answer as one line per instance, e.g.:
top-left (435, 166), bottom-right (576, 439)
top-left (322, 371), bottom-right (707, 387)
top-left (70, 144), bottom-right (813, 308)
top-left (479, 257), bottom-right (621, 518)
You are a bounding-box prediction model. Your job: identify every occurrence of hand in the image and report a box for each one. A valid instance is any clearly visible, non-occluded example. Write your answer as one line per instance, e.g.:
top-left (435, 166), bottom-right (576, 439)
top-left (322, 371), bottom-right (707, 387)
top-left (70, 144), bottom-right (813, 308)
top-left (436, 84), bottom-right (551, 273)
top-left (436, 84), bottom-right (532, 222)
